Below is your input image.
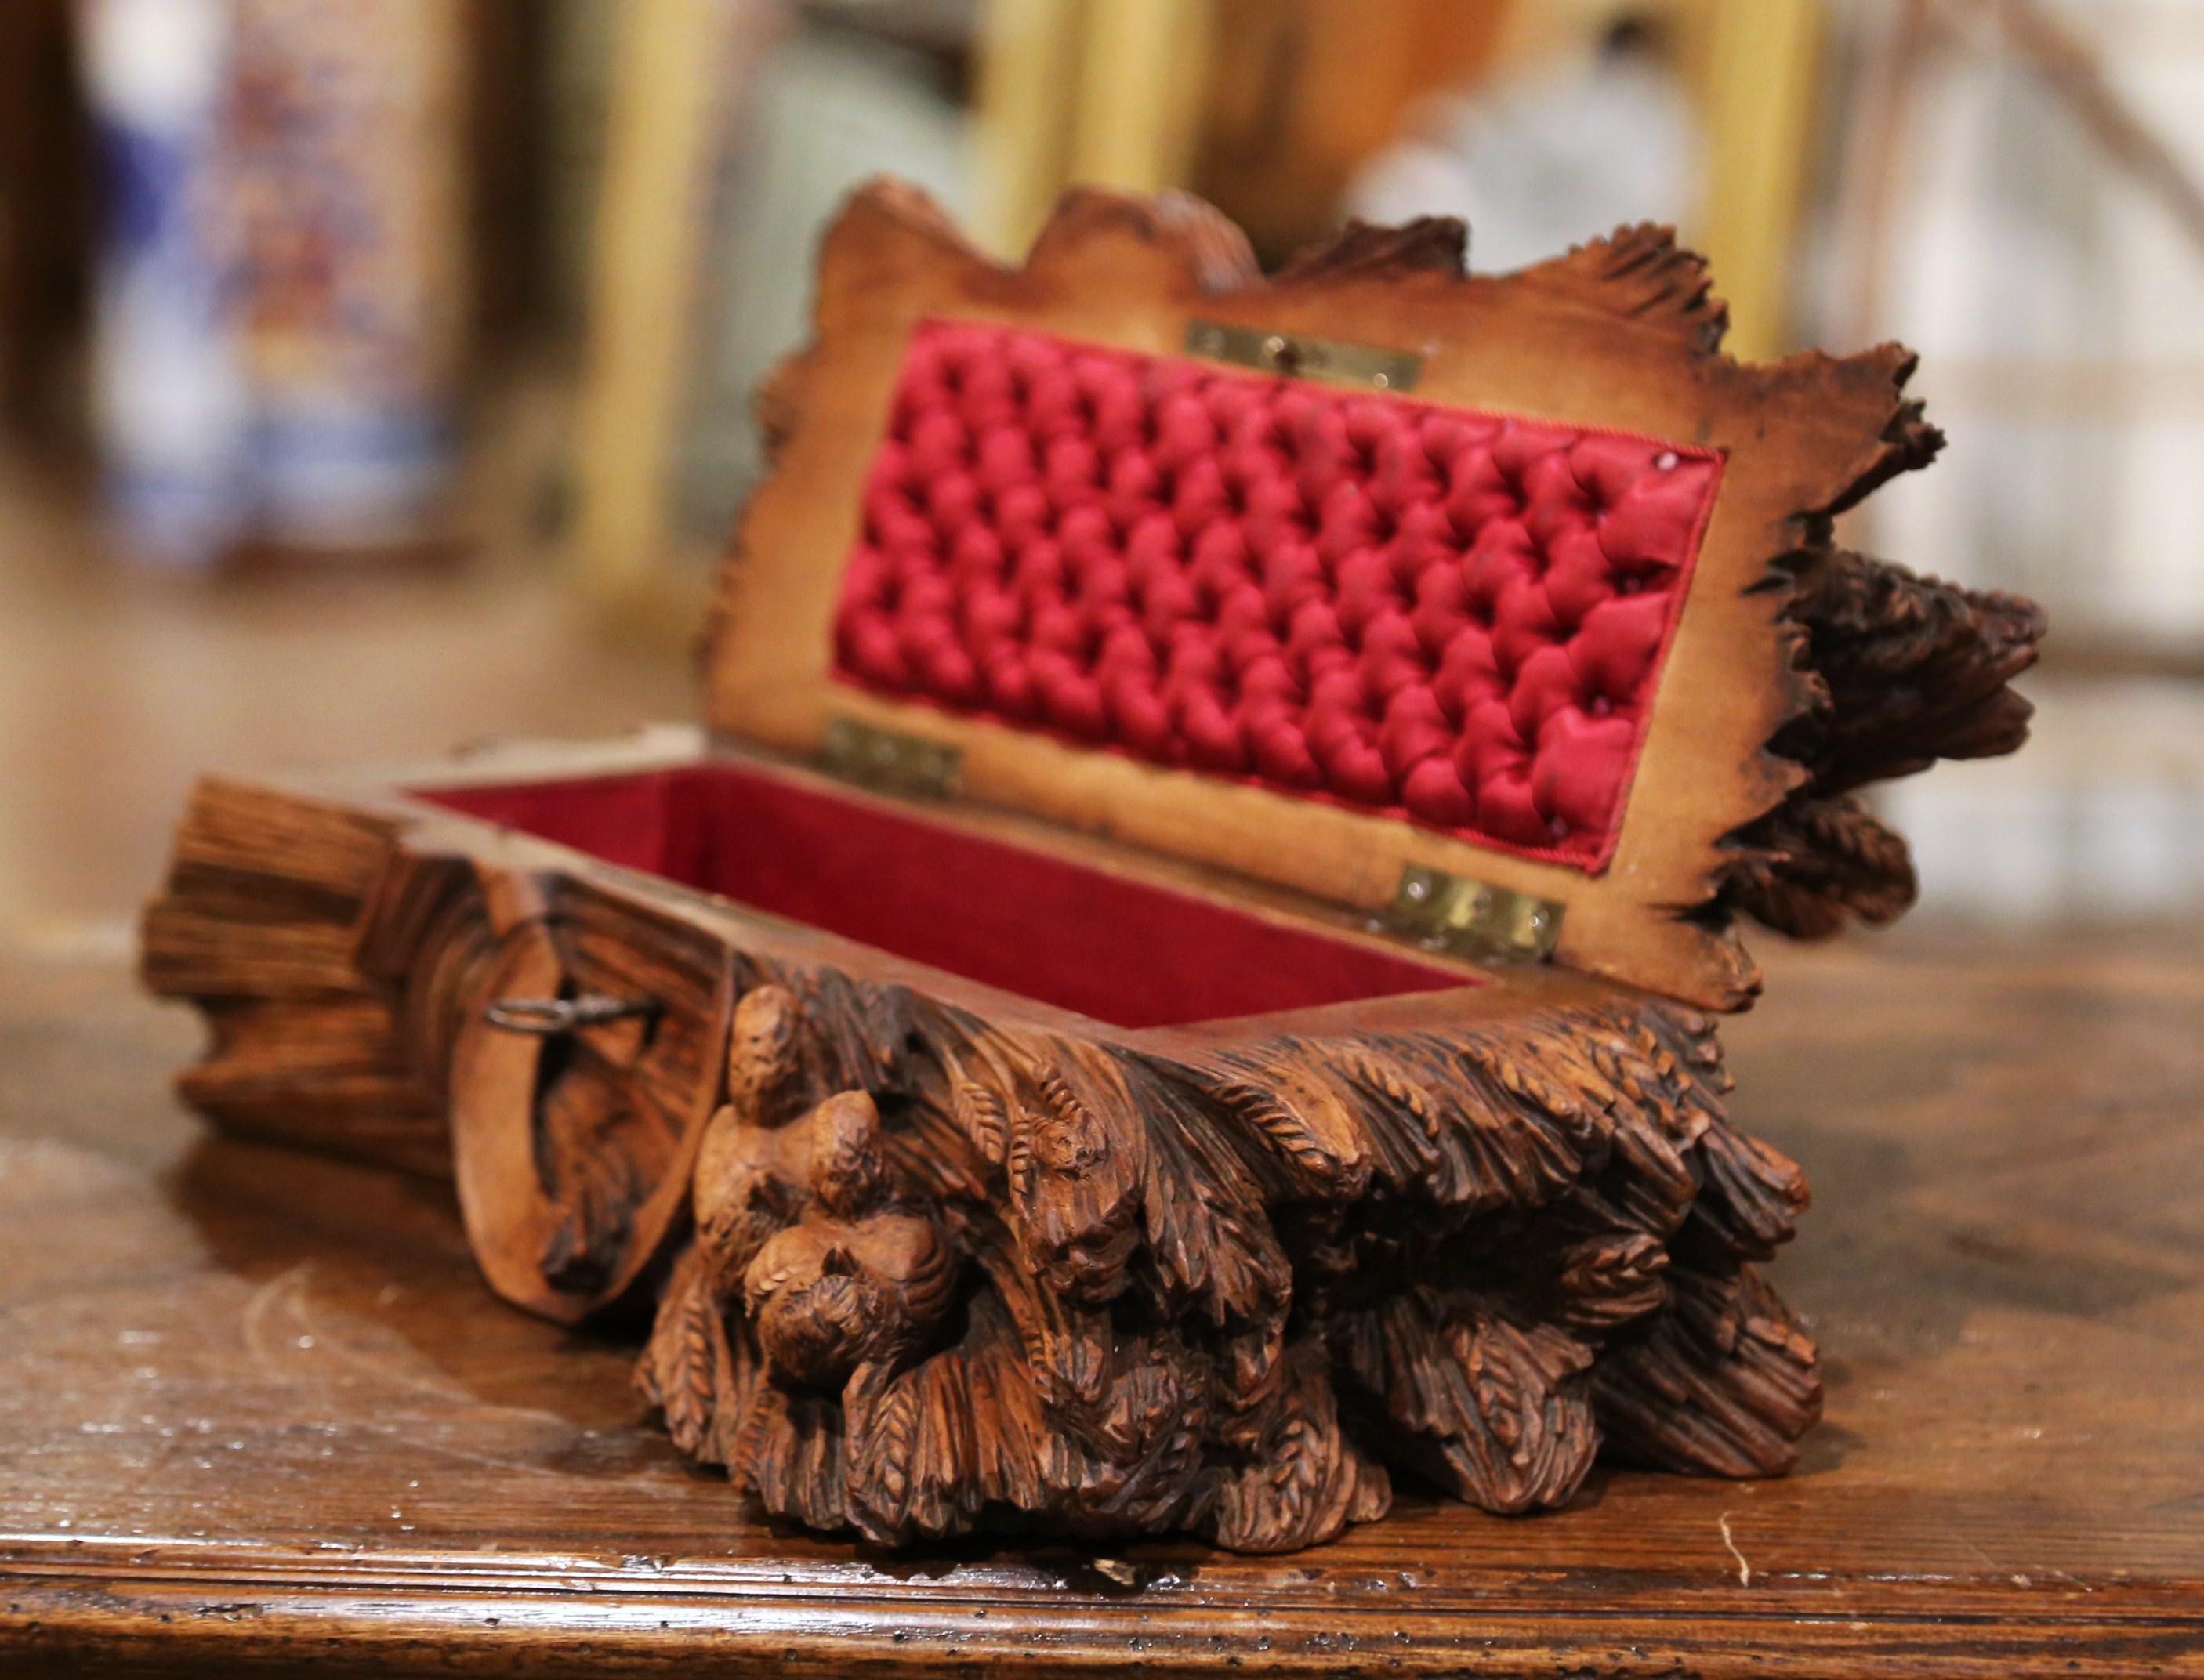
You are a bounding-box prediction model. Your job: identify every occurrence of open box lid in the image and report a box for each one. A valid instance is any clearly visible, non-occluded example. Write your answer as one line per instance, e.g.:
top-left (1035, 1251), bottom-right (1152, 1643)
top-left (706, 181), bottom-right (2042, 1013)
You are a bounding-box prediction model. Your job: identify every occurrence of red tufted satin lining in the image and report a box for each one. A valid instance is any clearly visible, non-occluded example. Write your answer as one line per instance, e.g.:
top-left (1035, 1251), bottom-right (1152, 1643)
top-left (834, 320), bottom-right (1724, 871)
top-left (420, 763), bottom-right (1466, 1029)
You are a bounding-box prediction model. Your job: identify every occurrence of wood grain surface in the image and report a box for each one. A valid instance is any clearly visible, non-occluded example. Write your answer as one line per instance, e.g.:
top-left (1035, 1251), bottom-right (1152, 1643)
top-left (4, 931), bottom-right (2200, 1675)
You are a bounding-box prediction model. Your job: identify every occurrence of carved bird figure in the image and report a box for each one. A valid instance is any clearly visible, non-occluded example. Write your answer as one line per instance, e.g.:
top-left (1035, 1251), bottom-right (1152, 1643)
top-left (724, 983), bottom-right (804, 1127)
top-left (742, 1090), bottom-right (960, 1392)
top-left (1006, 1059), bottom-right (1141, 1305)
top-left (692, 985), bottom-right (813, 1292)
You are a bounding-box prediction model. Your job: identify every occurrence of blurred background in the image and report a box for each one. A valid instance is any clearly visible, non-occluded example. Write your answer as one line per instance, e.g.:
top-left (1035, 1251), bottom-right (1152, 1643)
top-left (1, 0), bottom-right (2197, 956)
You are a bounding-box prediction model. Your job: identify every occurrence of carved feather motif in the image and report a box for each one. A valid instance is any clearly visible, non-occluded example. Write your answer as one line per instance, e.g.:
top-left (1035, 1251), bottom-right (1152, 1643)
top-left (1727, 547), bottom-right (2046, 940)
top-left (622, 972), bottom-right (1827, 1549)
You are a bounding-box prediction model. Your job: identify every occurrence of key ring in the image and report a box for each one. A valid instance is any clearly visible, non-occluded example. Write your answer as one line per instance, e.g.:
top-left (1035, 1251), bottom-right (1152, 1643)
top-left (481, 994), bottom-right (658, 1035)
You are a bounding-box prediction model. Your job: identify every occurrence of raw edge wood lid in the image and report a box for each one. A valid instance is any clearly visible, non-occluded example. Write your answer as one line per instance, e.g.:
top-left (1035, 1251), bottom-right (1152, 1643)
top-left (707, 180), bottom-right (2043, 1012)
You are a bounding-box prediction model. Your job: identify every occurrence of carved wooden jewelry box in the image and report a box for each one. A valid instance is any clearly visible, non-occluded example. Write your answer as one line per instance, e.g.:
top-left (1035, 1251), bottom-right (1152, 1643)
top-left (143, 182), bottom-right (2043, 1553)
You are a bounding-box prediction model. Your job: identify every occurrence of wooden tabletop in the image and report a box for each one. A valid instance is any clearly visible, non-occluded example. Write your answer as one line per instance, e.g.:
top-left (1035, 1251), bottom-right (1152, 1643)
top-left (2, 930), bottom-right (2201, 1677)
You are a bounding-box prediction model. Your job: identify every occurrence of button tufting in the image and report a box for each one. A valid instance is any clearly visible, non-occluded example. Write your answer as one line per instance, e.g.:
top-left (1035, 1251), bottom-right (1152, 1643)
top-left (836, 320), bottom-right (1723, 869)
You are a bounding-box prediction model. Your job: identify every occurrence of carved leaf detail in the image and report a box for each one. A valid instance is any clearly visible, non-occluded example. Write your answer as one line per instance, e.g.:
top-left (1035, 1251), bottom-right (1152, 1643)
top-left (1726, 795), bottom-right (1918, 939)
top-left (957, 1298), bottom-right (1058, 1511)
top-left (1329, 1046), bottom-right (1446, 1192)
top-left (1569, 222), bottom-right (1727, 351)
top-left (1724, 545), bottom-right (2043, 939)
top-left (1205, 1344), bottom-right (1390, 1553)
top-left (730, 1379), bottom-right (849, 1532)
top-left (981, 1244), bottom-right (1112, 1412)
top-left (950, 1075), bottom-right (1008, 1166)
top-left (1339, 1289), bottom-right (1600, 1514)
top-left (1425, 1038), bottom-right (1597, 1215)
top-left (1211, 1077), bottom-right (1347, 1184)
top-left (636, 1244), bottom-right (728, 1460)
top-left (1271, 215), bottom-right (1466, 284)
top-left (1684, 1121), bottom-right (1811, 1264)
top-left (846, 1352), bottom-right (978, 1545)
top-left (1592, 1263), bottom-right (1822, 1479)
top-left (1552, 1231), bottom-right (1671, 1333)
top-left (1138, 1117), bottom-right (1290, 1338)
top-left (1007, 1050), bottom-right (1144, 1306)
top-left (1053, 1052), bottom-right (1290, 1371)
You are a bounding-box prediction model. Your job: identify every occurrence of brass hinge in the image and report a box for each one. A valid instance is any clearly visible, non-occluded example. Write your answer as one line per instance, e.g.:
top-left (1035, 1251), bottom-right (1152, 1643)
top-left (1376, 864), bottom-right (1564, 965)
top-left (818, 721), bottom-right (1554, 966)
top-left (818, 717), bottom-right (962, 800)
top-left (1186, 320), bottom-right (1421, 393)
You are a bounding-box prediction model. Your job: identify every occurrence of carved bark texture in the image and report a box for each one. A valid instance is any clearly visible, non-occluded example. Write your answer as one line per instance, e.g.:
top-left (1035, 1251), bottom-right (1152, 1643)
top-left (144, 777), bottom-right (1821, 1552)
top-left (1724, 547), bottom-right (2048, 939)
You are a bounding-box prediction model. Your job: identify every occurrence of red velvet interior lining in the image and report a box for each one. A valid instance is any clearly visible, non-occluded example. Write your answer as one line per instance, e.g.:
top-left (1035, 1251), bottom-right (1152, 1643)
top-left (835, 318), bottom-right (1724, 872)
top-left (419, 763), bottom-right (1466, 1029)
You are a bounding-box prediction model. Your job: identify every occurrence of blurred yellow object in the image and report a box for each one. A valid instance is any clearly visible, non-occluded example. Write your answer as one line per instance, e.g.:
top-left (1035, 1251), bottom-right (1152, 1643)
top-left (979, 0), bottom-right (1823, 364)
top-left (1068, 0), bottom-right (1213, 194)
top-left (1695, 0), bottom-right (1823, 361)
top-left (973, 0), bottom-right (1082, 259)
top-left (1488, 0), bottom-right (1825, 359)
top-left (974, 0), bottom-right (1213, 259)
top-left (569, 0), bottom-right (728, 624)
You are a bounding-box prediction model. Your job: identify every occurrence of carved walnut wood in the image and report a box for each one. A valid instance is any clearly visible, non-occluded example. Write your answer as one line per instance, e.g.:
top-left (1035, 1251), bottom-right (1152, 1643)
top-left (147, 763), bottom-right (1817, 1551)
top-left (139, 187), bottom-right (2043, 1555)
top-left (1720, 546), bottom-right (2048, 938)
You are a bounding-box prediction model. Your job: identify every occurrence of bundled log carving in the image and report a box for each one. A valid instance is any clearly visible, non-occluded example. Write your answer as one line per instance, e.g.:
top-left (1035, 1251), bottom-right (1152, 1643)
top-left (146, 775), bottom-right (1818, 1551)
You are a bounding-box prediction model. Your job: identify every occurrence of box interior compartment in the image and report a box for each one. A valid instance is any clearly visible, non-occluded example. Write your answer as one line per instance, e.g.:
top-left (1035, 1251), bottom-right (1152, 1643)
top-left (420, 760), bottom-right (1467, 1029)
